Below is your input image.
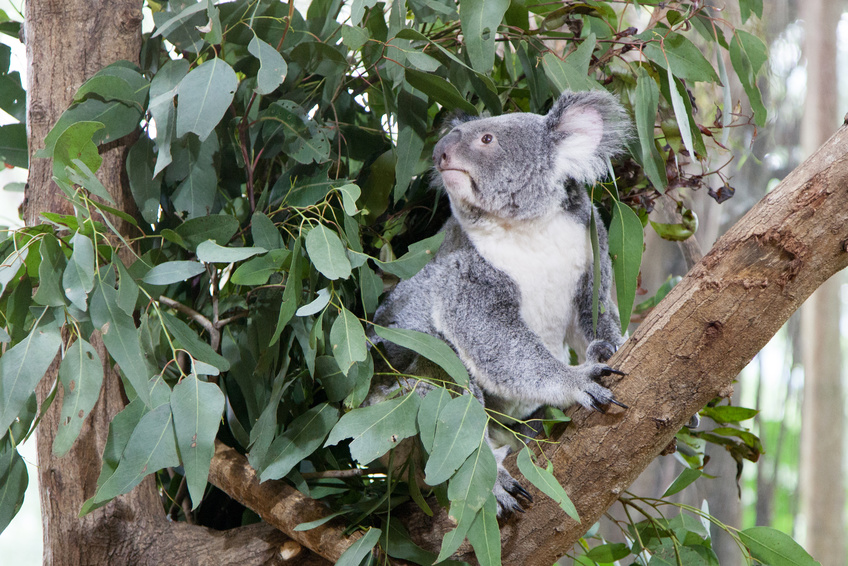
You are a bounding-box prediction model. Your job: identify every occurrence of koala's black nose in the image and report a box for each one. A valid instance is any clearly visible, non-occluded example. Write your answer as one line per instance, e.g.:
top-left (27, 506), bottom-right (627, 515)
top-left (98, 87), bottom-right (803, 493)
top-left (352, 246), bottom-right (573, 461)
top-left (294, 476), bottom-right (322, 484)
top-left (433, 129), bottom-right (460, 168)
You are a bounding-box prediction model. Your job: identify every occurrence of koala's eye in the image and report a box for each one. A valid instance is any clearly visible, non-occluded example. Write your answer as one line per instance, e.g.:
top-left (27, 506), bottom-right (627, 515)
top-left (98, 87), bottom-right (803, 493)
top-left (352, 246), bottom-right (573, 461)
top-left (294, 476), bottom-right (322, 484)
top-left (481, 134), bottom-right (493, 144)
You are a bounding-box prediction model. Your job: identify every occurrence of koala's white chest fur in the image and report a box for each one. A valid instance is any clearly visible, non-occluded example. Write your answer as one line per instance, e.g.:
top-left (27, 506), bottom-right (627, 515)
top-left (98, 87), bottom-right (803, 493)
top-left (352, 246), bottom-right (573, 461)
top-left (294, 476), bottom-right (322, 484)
top-left (463, 211), bottom-right (591, 361)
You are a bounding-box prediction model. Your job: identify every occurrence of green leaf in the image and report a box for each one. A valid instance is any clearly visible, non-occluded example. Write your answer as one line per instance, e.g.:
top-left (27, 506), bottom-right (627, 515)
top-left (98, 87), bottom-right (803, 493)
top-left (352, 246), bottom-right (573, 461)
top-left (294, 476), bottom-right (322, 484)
top-left (149, 59), bottom-right (189, 176)
top-left (142, 260), bottom-right (206, 285)
top-left (336, 527), bottom-right (381, 566)
top-left (374, 232), bottom-right (445, 280)
top-left (729, 30), bottom-right (768, 127)
top-left (585, 543), bottom-right (631, 562)
top-left (270, 238), bottom-right (302, 346)
top-left (160, 311), bottom-right (230, 372)
top-left (373, 324), bottom-right (469, 388)
top-left (296, 287), bottom-right (331, 317)
top-left (642, 32), bottom-right (720, 83)
top-left (330, 305), bottom-right (368, 376)
top-left (171, 133), bottom-right (219, 220)
top-left (230, 249), bottom-right (289, 286)
top-left (251, 212), bottom-right (284, 250)
top-left (260, 403), bottom-right (339, 481)
top-left (447, 441), bottom-right (497, 513)
top-left (126, 136), bottom-right (161, 225)
top-left (248, 34), bottom-right (287, 95)
top-left (196, 240), bottom-right (267, 264)
top-left (0, 123), bottom-right (27, 169)
top-left (33, 233), bottom-right (67, 307)
top-left (305, 224), bottom-right (352, 281)
top-left (93, 403), bottom-right (179, 504)
top-left (436, 500), bottom-right (478, 562)
top-left (699, 406), bottom-right (758, 423)
top-left (460, 0), bottom-right (509, 73)
top-left (666, 64), bottom-right (695, 158)
top-left (63, 232), bottom-right (95, 311)
top-left (418, 387), bottom-right (452, 454)
top-left (0, 317), bottom-right (62, 434)
top-left (609, 200), bottom-right (643, 333)
top-left (74, 63), bottom-right (149, 108)
top-left (0, 442), bottom-right (27, 534)
top-left (51, 121), bottom-right (104, 184)
top-left (0, 246), bottom-right (26, 296)
top-left (39, 99), bottom-right (141, 156)
top-left (175, 58), bottom-right (237, 141)
top-left (53, 338), bottom-right (105, 457)
top-left (342, 24), bottom-right (370, 50)
top-left (294, 510), bottom-right (349, 531)
top-left (739, 527), bottom-right (819, 566)
top-left (116, 257), bottom-right (139, 316)
top-left (336, 183), bottom-right (361, 217)
top-left (325, 392), bottom-right (421, 465)
top-left (516, 447), bottom-right (579, 522)
top-left (634, 69), bottom-right (666, 190)
top-left (261, 101), bottom-right (331, 165)
top-left (66, 157), bottom-right (115, 204)
top-left (661, 467), bottom-right (704, 497)
top-left (90, 281), bottom-right (152, 406)
top-left (173, 214), bottom-right (239, 251)
top-left (466, 495), bottom-right (502, 566)
top-left (405, 68), bottom-right (477, 115)
top-left (151, 1), bottom-right (207, 40)
top-left (425, 394), bottom-right (488, 485)
top-left (170, 373), bottom-right (225, 509)
top-left (542, 34), bottom-right (601, 93)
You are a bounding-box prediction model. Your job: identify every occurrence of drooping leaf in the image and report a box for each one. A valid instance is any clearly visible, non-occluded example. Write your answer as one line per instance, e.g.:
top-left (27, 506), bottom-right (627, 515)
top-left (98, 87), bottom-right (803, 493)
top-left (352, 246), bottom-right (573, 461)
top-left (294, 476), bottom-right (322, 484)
top-left (260, 403), bottom-right (339, 481)
top-left (93, 403), bottom-right (179, 504)
top-left (173, 214), bottom-right (239, 251)
top-left (447, 440), bottom-right (497, 513)
top-left (700, 406), bottom-right (758, 424)
top-left (90, 281), bottom-right (152, 406)
top-left (542, 34), bottom-right (601, 92)
top-left (642, 32), bottom-right (720, 83)
top-left (0, 315), bottom-right (63, 433)
top-left (374, 324), bottom-right (469, 388)
top-left (417, 387), bottom-right (452, 454)
top-left (460, 0), bottom-right (509, 74)
top-left (170, 133), bottom-right (219, 219)
top-left (404, 68), bottom-right (477, 115)
top-left (126, 136), bottom-right (161, 225)
top-left (516, 447), bottom-right (579, 522)
top-left (0, 123), bottom-right (27, 168)
top-left (33, 233), bottom-right (67, 307)
top-left (425, 394), bottom-right (488, 485)
top-left (170, 373), bottom-right (225, 509)
top-left (466, 495), bottom-right (502, 566)
top-left (175, 58), bottom-right (238, 141)
top-left (160, 311), bottom-right (230, 372)
top-left (729, 30), bottom-right (768, 127)
top-left (634, 69), bottom-right (666, 190)
top-left (149, 58), bottom-right (190, 176)
top-left (585, 543), bottom-right (631, 562)
top-left (325, 392), bottom-right (421, 465)
top-left (608, 200), bottom-right (643, 333)
top-left (230, 249), bottom-right (289, 286)
top-left (305, 224), bottom-right (351, 281)
top-left (51, 121), bottom-right (105, 185)
top-left (296, 287), bottom-right (331, 317)
top-left (250, 211), bottom-right (284, 250)
top-left (739, 527), bottom-right (819, 566)
top-left (330, 305), bottom-right (368, 376)
top-left (0, 442), bottom-right (27, 534)
top-left (248, 34), bottom-right (287, 95)
top-left (436, 500), bottom-right (479, 563)
top-left (667, 64), bottom-right (695, 158)
top-left (62, 232), bottom-right (95, 311)
top-left (53, 338), bottom-right (105, 457)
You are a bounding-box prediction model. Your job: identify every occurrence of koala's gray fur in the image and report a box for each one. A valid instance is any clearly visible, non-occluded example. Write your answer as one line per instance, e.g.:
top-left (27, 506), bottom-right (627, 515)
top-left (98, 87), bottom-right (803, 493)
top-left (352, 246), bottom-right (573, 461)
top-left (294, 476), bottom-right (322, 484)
top-left (370, 90), bottom-right (630, 515)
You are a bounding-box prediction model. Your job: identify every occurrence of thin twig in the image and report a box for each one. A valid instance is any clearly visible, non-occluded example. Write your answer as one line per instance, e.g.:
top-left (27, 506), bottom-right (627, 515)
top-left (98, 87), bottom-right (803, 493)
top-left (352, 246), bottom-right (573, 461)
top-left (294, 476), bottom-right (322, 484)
top-left (301, 469), bottom-right (364, 480)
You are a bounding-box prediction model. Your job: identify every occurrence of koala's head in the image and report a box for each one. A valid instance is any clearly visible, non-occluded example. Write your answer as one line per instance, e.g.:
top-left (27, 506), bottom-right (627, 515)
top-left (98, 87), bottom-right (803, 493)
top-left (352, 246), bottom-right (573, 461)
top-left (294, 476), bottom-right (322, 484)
top-left (433, 90), bottom-right (629, 222)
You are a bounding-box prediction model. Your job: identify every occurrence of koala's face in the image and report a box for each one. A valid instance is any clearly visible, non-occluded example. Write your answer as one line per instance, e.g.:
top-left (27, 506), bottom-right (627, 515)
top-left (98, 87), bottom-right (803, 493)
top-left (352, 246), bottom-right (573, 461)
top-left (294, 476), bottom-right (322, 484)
top-left (433, 90), bottom-right (627, 223)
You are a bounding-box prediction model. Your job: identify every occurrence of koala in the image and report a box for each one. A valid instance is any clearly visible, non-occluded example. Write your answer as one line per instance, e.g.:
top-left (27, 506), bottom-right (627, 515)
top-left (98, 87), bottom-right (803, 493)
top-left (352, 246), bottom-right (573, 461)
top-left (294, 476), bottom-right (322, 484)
top-left (371, 90), bottom-right (630, 515)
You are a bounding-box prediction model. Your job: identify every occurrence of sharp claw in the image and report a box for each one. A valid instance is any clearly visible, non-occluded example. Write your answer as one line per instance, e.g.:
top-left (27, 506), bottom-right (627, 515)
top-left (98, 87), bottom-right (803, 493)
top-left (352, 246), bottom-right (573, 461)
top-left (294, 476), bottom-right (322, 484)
top-left (609, 398), bottom-right (629, 409)
top-left (512, 484), bottom-right (533, 502)
top-left (512, 503), bottom-right (525, 513)
top-left (591, 401), bottom-right (607, 414)
top-left (606, 368), bottom-right (626, 376)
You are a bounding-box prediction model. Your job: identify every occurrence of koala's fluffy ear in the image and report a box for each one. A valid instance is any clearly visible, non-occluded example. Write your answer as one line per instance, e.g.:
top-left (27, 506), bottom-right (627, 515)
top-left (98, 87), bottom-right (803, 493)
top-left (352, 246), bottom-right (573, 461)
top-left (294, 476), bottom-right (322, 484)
top-left (544, 90), bottom-right (630, 184)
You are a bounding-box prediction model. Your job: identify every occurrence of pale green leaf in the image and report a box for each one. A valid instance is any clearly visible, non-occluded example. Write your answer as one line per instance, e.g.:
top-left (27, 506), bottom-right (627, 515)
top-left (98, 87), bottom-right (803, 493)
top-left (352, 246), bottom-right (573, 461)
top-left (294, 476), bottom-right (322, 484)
top-left (516, 447), bottom-right (579, 521)
top-left (330, 305), bottom-right (368, 376)
top-left (634, 69), bottom-right (666, 190)
top-left (176, 58), bottom-right (237, 141)
top-left (374, 324), bottom-right (469, 387)
top-left (53, 338), bottom-right (105, 457)
top-left (170, 373), bottom-right (225, 509)
top-left (196, 240), bottom-right (267, 264)
top-left (0, 442), bottom-right (27, 534)
top-left (325, 393), bottom-right (421, 464)
top-left (460, 0), bottom-right (509, 73)
top-left (466, 495), bottom-right (501, 566)
top-left (643, 32), bottom-right (720, 83)
top-left (305, 224), bottom-right (351, 280)
top-left (739, 527), bottom-right (819, 566)
top-left (251, 212), bottom-right (284, 250)
top-left (609, 200), bottom-right (643, 333)
top-left (248, 34), bottom-right (287, 95)
top-left (375, 232), bottom-right (444, 280)
top-left (142, 260), bottom-right (206, 285)
top-left (336, 527), bottom-right (381, 566)
top-left (425, 395), bottom-right (488, 485)
top-left (63, 232), bottom-right (95, 311)
top-left (447, 440), bottom-right (497, 513)
top-left (259, 403), bottom-right (339, 481)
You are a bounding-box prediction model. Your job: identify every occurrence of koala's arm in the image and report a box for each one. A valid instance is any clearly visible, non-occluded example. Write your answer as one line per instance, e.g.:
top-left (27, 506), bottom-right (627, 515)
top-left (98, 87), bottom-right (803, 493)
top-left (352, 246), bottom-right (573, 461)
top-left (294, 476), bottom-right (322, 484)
top-left (577, 213), bottom-right (626, 363)
top-left (433, 250), bottom-right (620, 411)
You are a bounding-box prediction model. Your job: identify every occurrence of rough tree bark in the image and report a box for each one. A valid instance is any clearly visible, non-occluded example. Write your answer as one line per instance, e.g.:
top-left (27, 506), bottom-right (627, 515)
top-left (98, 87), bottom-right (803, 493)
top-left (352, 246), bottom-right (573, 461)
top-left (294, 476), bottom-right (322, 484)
top-left (26, 2), bottom-right (327, 564)
top-left (798, 1), bottom-right (847, 563)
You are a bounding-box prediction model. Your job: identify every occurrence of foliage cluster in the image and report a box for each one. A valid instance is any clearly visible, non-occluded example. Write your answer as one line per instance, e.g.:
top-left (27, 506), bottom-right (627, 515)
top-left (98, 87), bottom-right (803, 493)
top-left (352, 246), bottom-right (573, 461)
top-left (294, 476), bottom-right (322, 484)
top-left (0, 0), bottom-right (818, 564)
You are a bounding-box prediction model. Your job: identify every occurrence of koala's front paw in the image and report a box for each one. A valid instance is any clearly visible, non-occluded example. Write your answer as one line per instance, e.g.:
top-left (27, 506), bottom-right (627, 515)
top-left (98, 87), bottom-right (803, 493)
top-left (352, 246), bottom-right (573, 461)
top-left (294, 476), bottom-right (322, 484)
top-left (586, 339), bottom-right (618, 363)
top-left (493, 467), bottom-right (533, 517)
top-left (574, 363), bottom-right (627, 413)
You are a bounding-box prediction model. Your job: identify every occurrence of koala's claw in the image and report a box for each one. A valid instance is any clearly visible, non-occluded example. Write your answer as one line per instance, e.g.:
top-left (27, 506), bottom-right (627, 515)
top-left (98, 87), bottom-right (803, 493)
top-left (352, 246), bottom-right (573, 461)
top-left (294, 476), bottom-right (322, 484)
top-left (608, 397), bottom-right (629, 410)
top-left (509, 482), bottom-right (534, 503)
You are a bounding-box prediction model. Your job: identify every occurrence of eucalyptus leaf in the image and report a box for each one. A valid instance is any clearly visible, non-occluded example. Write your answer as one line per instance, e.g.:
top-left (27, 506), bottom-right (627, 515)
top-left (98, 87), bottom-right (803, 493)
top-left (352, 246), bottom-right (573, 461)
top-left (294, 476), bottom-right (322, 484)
top-left (609, 200), bottom-right (643, 333)
top-left (248, 34), bottom-right (287, 95)
top-left (176, 58), bottom-right (237, 141)
top-left (196, 240), bottom-right (267, 264)
top-left (260, 403), bottom-right (339, 481)
top-left (516, 447), bottom-right (579, 522)
top-left (53, 338), bottom-right (105, 457)
top-left (374, 324), bottom-right (469, 387)
top-left (143, 260), bottom-right (206, 285)
top-left (329, 305), bottom-right (368, 376)
top-left (425, 394), bottom-right (488, 485)
top-left (305, 224), bottom-right (351, 281)
top-left (63, 232), bottom-right (95, 311)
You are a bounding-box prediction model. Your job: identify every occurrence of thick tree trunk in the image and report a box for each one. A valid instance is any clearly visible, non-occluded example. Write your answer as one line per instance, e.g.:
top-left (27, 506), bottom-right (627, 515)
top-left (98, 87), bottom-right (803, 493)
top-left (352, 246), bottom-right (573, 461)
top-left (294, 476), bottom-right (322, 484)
top-left (798, 3), bottom-right (847, 565)
top-left (25, 2), bottom-right (327, 564)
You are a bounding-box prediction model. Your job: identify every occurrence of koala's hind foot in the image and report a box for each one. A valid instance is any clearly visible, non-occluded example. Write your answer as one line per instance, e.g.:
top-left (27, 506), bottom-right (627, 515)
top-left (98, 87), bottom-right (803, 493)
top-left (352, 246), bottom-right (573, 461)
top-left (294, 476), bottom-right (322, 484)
top-left (573, 363), bottom-right (628, 414)
top-left (586, 339), bottom-right (619, 363)
top-left (494, 465), bottom-right (533, 517)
